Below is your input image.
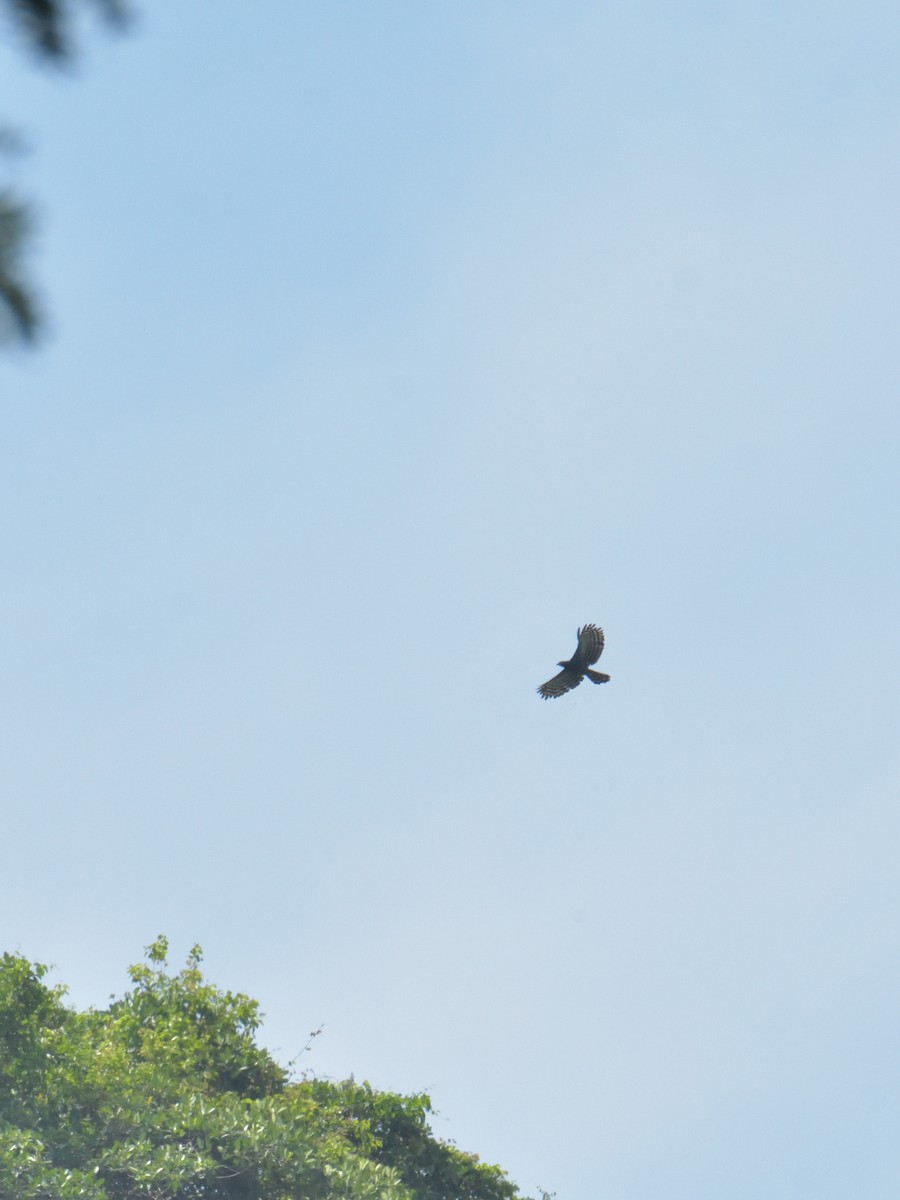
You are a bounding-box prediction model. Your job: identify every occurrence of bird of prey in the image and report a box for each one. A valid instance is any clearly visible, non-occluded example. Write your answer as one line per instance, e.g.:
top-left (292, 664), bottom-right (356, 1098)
top-left (537, 624), bottom-right (610, 699)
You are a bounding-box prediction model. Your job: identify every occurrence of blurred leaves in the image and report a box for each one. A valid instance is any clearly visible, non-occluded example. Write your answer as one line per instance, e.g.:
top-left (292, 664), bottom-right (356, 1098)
top-left (4, 0), bottom-right (130, 61)
top-left (0, 193), bottom-right (39, 342)
top-left (1, 0), bottom-right (132, 347)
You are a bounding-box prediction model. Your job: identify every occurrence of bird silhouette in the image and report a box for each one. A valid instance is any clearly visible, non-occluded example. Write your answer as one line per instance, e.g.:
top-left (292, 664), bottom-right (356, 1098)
top-left (537, 624), bottom-right (610, 699)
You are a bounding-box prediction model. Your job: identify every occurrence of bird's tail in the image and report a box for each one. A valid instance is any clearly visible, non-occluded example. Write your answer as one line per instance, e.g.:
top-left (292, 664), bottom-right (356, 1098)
top-left (585, 669), bottom-right (610, 685)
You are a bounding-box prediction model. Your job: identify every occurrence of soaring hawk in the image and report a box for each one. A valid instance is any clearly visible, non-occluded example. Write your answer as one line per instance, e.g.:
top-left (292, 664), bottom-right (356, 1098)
top-left (537, 624), bottom-right (610, 699)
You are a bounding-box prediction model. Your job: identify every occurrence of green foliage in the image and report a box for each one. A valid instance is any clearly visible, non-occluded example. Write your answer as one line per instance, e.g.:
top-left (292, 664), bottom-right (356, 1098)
top-left (108, 937), bottom-right (286, 1101)
top-left (297, 1081), bottom-right (523, 1200)
top-left (0, 939), bottom-right (537, 1200)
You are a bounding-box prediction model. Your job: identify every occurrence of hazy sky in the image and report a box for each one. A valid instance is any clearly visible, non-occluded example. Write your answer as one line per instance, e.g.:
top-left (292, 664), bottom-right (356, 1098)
top-left (2, 4), bottom-right (899, 1198)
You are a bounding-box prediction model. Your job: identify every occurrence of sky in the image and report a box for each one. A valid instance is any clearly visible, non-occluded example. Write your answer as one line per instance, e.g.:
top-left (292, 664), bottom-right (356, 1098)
top-left (2, 2), bottom-right (900, 1197)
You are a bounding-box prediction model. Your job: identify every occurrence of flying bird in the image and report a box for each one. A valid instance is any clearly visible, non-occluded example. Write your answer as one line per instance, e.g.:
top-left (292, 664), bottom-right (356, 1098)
top-left (537, 624), bottom-right (610, 699)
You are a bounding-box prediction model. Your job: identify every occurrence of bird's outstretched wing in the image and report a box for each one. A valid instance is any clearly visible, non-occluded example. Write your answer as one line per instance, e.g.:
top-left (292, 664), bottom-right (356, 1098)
top-left (570, 624), bottom-right (604, 670)
top-left (537, 668), bottom-right (584, 699)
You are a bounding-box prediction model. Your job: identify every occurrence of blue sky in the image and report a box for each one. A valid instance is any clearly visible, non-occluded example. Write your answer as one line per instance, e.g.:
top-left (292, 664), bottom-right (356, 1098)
top-left (2, 3), bottom-right (900, 1197)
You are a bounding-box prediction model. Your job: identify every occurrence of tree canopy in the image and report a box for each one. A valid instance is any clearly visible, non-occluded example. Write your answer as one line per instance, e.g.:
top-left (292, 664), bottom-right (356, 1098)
top-left (0, 938), bottom-right (540, 1200)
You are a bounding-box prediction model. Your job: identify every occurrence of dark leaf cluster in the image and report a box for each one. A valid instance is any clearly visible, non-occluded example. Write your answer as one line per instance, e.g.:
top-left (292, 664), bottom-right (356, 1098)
top-left (4, 0), bottom-right (129, 60)
top-left (1, 0), bottom-right (131, 344)
top-left (0, 194), bottom-right (39, 341)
